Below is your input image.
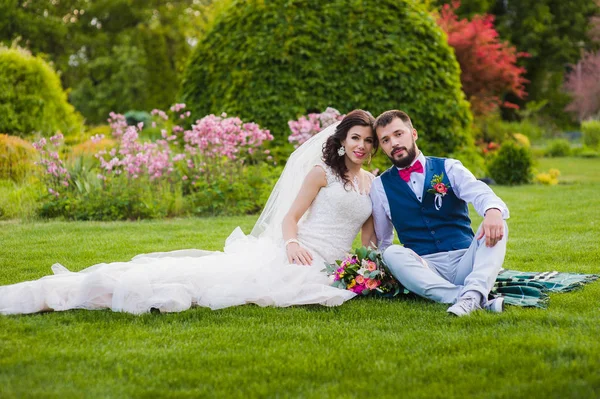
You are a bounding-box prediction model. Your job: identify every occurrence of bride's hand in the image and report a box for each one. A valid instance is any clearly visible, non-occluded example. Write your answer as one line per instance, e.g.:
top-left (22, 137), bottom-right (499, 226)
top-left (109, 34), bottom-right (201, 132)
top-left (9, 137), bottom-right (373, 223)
top-left (286, 243), bottom-right (313, 266)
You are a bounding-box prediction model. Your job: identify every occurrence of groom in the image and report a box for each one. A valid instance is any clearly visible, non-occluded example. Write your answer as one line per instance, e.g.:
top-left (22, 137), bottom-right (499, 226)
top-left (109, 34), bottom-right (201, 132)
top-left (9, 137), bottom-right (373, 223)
top-left (370, 110), bottom-right (509, 316)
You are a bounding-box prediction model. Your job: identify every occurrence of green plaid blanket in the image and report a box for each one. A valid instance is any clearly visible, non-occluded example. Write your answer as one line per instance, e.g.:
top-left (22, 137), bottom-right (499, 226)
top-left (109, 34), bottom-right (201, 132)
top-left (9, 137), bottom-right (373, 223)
top-left (489, 269), bottom-right (599, 308)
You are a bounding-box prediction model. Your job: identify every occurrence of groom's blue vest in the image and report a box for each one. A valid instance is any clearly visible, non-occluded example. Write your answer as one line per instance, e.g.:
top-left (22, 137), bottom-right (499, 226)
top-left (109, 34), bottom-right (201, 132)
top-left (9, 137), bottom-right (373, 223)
top-left (380, 157), bottom-right (473, 256)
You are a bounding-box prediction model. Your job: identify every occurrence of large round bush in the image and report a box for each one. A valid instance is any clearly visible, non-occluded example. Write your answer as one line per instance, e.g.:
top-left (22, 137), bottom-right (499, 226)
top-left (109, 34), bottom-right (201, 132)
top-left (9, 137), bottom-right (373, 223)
top-left (0, 46), bottom-right (82, 137)
top-left (181, 0), bottom-right (473, 155)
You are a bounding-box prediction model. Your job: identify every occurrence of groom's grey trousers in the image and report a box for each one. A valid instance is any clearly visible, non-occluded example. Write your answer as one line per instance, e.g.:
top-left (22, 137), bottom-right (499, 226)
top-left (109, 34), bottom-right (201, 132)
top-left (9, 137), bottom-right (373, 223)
top-left (383, 222), bottom-right (508, 304)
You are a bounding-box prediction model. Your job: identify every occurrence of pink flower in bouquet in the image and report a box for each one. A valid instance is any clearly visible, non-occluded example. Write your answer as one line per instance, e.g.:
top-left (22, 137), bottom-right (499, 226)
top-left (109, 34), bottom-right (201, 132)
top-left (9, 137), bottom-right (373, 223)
top-left (366, 261), bottom-right (377, 272)
top-left (434, 183), bottom-right (447, 194)
top-left (351, 284), bottom-right (366, 294)
top-left (334, 267), bottom-right (345, 281)
top-left (355, 275), bottom-right (365, 284)
top-left (365, 279), bottom-right (380, 290)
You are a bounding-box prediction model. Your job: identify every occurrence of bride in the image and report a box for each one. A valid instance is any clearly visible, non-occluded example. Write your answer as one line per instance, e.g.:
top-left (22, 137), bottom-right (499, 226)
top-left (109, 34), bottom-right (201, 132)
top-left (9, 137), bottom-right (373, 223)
top-left (0, 110), bottom-right (378, 315)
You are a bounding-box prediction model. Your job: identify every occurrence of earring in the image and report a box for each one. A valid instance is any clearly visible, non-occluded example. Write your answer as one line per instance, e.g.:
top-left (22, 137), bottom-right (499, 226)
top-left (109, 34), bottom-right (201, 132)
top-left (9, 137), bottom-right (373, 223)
top-left (337, 146), bottom-right (346, 156)
top-left (367, 153), bottom-right (372, 165)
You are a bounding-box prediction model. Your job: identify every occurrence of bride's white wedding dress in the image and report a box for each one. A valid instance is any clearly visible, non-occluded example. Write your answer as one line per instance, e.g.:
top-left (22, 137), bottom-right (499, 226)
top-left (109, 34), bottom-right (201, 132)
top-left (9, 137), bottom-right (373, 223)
top-left (0, 123), bottom-right (373, 314)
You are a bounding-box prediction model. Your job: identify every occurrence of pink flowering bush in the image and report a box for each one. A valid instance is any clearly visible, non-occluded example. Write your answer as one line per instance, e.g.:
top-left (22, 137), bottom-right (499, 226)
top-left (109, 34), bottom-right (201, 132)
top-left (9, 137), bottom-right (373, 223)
top-left (35, 104), bottom-right (276, 220)
top-left (32, 133), bottom-right (71, 198)
top-left (182, 112), bottom-right (273, 184)
top-left (287, 107), bottom-right (390, 176)
top-left (288, 107), bottom-right (344, 147)
top-left (564, 52), bottom-right (600, 122)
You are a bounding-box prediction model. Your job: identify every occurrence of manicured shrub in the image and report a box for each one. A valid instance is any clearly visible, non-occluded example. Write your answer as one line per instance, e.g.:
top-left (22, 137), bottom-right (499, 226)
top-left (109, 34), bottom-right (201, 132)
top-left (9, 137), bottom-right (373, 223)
top-left (573, 147), bottom-right (599, 158)
top-left (124, 111), bottom-right (152, 128)
top-left (0, 46), bottom-right (82, 137)
top-left (0, 134), bottom-right (37, 181)
top-left (582, 120), bottom-right (600, 148)
top-left (487, 141), bottom-right (533, 185)
top-left (512, 133), bottom-right (531, 148)
top-left (181, 0), bottom-right (472, 156)
top-left (545, 139), bottom-right (572, 157)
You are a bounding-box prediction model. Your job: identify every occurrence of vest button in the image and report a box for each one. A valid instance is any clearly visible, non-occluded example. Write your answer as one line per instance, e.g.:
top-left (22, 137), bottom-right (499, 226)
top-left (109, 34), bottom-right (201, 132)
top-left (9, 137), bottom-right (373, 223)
top-left (431, 231), bottom-right (436, 235)
top-left (421, 207), bottom-right (426, 211)
top-left (425, 220), bottom-right (430, 224)
top-left (436, 240), bottom-right (441, 245)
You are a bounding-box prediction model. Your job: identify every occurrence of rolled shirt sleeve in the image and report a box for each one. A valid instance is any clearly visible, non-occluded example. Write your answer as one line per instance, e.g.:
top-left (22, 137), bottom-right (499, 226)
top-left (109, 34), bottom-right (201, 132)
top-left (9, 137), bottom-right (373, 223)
top-left (369, 177), bottom-right (395, 252)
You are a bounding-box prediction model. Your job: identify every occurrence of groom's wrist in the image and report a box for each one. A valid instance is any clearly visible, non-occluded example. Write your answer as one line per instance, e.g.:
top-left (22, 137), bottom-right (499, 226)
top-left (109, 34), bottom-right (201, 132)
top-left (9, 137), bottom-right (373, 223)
top-left (484, 208), bottom-right (501, 217)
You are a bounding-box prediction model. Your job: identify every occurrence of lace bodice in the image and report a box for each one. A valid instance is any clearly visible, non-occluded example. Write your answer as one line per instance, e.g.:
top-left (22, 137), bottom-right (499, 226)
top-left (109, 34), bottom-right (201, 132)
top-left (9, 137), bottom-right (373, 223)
top-left (296, 164), bottom-right (373, 264)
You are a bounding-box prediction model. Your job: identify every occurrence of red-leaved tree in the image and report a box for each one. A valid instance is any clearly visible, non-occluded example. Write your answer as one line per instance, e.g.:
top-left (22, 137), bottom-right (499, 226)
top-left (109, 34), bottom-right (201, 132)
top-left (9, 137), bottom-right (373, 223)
top-left (436, 1), bottom-right (529, 115)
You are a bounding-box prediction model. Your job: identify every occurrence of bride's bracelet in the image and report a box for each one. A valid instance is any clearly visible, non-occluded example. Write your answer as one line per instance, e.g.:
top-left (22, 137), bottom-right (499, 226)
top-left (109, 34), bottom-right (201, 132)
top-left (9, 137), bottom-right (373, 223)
top-left (284, 238), bottom-right (301, 248)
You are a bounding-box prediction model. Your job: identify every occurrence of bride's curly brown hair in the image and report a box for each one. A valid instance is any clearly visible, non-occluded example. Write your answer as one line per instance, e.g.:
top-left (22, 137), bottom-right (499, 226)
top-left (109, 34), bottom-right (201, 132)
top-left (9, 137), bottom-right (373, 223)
top-left (322, 109), bottom-right (377, 189)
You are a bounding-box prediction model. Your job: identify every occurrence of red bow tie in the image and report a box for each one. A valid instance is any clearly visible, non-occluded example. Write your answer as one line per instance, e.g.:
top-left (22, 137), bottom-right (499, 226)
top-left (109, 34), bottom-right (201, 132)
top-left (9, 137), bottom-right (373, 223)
top-left (398, 160), bottom-right (423, 182)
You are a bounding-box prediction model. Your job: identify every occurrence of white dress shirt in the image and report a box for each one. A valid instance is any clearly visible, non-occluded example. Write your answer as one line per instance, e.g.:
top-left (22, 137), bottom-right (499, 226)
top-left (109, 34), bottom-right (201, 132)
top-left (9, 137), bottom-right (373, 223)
top-left (370, 152), bottom-right (509, 252)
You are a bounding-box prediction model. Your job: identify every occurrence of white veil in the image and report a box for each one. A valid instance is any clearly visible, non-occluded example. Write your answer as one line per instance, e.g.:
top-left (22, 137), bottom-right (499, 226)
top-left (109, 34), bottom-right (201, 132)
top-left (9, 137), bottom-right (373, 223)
top-left (250, 121), bottom-right (341, 242)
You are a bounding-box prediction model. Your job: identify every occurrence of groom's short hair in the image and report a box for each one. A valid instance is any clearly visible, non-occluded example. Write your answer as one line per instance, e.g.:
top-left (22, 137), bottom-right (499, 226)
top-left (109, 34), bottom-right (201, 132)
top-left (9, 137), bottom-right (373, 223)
top-left (374, 110), bottom-right (413, 130)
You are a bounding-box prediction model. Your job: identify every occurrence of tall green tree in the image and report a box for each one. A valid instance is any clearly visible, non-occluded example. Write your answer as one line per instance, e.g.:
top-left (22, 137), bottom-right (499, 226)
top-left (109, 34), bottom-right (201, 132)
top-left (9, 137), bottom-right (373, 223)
top-left (492, 0), bottom-right (598, 100)
top-left (0, 0), bottom-right (211, 124)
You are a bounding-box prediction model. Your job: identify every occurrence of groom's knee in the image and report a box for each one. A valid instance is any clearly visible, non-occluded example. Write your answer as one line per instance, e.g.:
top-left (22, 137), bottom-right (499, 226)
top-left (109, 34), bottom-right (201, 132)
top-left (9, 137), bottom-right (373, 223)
top-left (383, 245), bottom-right (417, 267)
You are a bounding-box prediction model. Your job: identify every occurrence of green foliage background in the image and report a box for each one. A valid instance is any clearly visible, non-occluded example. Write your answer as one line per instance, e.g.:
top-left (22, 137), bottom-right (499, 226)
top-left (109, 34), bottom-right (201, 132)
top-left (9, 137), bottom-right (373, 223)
top-left (0, 47), bottom-right (82, 137)
top-left (433, 0), bottom-right (600, 127)
top-left (181, 0), bottom-right (473, 156)
top-left (0, 0), bottom-right (212, 124)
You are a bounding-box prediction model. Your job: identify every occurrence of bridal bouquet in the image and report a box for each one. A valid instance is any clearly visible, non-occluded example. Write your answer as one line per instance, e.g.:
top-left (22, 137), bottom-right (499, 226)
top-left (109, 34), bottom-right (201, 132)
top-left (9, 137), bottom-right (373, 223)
top-left (323, 247), bottom-right (407, 297)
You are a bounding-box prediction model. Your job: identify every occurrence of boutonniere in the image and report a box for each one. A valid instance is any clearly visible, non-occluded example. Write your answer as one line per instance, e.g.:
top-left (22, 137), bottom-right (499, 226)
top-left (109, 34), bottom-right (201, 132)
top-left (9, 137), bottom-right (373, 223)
top-left (427, 173), bottom-right (450, 210)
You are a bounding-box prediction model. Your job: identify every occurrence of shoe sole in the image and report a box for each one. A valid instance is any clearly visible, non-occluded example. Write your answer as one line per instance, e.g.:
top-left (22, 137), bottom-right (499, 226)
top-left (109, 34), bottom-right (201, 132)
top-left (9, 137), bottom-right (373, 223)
top-left (486, 298), bottom-right (505, 313)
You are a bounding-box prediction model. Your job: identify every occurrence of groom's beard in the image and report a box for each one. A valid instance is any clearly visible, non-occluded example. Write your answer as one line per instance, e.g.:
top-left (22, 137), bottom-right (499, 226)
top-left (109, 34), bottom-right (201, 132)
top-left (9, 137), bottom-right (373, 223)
top-left (387, 141), bottom-right (417, 169)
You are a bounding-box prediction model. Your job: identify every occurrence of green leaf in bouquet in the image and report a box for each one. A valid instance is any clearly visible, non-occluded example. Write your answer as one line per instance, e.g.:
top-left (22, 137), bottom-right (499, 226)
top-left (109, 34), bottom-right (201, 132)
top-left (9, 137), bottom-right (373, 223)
top-left (324, 262), bottom-right (337, 273)
top-left (361, 288), bottom-right (371, 296)
top-left (335, 259), bottom-right (342, 266)
top-left (368, 251), bottom-right (378, 261)
top-left (369, 270), bottom-right (381, 278)
top-left (334, 281), bottom-right (347, 289)
top-left (356, 246), bottom-right (368, 260)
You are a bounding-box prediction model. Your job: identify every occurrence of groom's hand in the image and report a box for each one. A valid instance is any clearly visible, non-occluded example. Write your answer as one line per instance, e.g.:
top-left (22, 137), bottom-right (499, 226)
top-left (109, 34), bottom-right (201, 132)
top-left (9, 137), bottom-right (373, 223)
top-left (477, 208), bottom-right (504, 247)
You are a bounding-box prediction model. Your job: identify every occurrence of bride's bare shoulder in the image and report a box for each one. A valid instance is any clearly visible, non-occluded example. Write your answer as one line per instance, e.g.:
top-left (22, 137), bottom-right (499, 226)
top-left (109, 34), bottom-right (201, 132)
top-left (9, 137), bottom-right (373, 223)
top-left (302, 164), bottom-right (328, 186)
top-left (361, 169), bottom-right (376, 181)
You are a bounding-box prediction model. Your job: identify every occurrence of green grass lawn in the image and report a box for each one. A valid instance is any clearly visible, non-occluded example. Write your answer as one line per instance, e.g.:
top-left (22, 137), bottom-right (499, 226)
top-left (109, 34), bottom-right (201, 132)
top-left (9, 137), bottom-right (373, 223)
top-left (1, 157), bottom-right (599, 398)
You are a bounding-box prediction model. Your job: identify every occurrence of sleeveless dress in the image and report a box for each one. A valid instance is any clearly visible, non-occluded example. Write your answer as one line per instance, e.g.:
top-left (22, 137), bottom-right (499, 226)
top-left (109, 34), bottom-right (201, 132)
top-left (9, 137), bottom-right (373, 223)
top-left (0, 164), bottom-right (373, 315)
